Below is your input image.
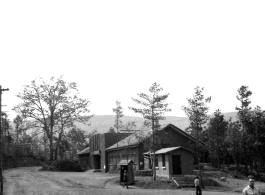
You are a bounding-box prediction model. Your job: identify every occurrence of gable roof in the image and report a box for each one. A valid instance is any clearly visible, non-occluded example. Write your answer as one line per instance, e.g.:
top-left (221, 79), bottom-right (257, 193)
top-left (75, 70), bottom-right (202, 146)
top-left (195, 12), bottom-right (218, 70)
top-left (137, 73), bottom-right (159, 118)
top-left (76, 147), bottom-right (90, 155)
top-left (143, 146), bottom-right (194, 155)
top-left (165, 123), bottom-right (198, 143)
top-left (106, 123), bottom-right (200, 151)
top-left (118, 159), bottom-right (135, 165)
top-left (106, 129), bottom-right (148, 151)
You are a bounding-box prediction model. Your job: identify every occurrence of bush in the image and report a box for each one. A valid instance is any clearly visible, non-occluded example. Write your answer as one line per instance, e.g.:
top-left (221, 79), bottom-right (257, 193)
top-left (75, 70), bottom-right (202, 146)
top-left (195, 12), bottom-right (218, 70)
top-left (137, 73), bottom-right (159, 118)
top-left (41, 161), bottom-right (58, 171)
top-left (3, 156), bottom-right (42, 170)
top-left (42, 160), bottom-right (82, 172)
top-left (57, 160), bottom-right (82, 172)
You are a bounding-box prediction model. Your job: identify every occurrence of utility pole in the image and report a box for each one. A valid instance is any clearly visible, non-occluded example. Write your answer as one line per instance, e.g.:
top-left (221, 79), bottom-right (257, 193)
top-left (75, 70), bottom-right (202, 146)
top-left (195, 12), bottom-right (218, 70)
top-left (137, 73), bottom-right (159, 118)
top-left (0, 85), bottom-right (9, 195)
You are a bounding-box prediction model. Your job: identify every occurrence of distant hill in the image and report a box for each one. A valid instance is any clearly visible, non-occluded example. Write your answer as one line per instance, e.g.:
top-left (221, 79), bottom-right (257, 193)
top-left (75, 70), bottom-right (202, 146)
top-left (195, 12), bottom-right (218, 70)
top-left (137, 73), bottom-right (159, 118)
top-left (76, 112), bottom-right (238, 134)
top-left (8, 112), bottom-right (238, 134)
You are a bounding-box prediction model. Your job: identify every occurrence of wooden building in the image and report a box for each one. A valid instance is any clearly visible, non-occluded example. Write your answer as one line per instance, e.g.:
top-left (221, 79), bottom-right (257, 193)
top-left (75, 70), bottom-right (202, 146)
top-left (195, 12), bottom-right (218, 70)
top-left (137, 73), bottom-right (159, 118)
top-left (144, 147), bottom-right (194, 178)
top-left (105, 123), bottom-right (200, 172)
top-left (76, 133), bottom-right (131, 172)
top-left (76, 123), bottom-right (203, 173)
top-left (118, 160), bottom-right (135, 185)
top-left (76, 147), bottom-right (90, 171)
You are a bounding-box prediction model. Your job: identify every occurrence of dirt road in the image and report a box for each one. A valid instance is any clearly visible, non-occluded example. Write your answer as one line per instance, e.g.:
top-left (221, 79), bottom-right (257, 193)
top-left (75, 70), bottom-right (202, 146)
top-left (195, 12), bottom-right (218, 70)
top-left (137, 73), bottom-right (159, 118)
top-left (4, 167), bottom-right (241, 195)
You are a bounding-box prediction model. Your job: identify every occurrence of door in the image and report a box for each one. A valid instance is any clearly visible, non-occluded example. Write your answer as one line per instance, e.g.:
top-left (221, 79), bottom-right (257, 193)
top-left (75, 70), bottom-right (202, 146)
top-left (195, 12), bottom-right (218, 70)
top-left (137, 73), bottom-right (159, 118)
top-left (172, 155), bottom-right (181, 175)
top-left (93, 155), bottom-right (101, 169)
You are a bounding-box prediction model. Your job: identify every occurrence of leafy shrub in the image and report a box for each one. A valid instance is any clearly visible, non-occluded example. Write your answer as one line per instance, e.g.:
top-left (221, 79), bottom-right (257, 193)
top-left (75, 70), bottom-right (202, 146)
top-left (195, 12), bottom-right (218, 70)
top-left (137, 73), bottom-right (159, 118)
top-left (57, 160), bottom-right (82, 172)
top-left (42, 160), bottom-right (82, 172)
top-left (3, 156), bottom-right (42, 169)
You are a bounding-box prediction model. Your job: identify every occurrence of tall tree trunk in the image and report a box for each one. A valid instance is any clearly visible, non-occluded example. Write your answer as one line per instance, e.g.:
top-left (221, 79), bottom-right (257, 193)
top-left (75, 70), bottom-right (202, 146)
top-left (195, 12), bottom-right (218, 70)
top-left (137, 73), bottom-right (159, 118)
top-left (50, 111), bottom-right (55, 161)
top-left (217, 156), bottom-right (220, 170)
top-left (54, 144), bottom-right (58, 160)
top-left (152, 117), bottom-right (156, 180)
top-left (242, 125), bottom-right (248, 174)
top-left (235, 155), bottom-right (239, 173)
top-left (49, 136), bottom-right (53, 160)
top-left (55, 124), bottom-right (65, 161)
top-left (54, 135), bottom-right (61, 160)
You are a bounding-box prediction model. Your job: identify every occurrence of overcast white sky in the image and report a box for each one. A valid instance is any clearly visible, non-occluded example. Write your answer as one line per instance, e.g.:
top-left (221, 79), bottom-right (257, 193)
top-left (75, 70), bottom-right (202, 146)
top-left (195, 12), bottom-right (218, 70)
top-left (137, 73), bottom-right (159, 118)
top-left (0, 0), bottom-right (264, 120)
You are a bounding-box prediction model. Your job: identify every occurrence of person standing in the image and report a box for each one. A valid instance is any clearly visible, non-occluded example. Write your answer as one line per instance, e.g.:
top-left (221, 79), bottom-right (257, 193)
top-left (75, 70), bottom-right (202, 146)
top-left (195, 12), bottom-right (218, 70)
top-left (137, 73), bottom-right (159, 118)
top-left (122, 170), bottom-right (128, 189)
top-left (194, 176), bottom-right (202, 195)
top-left (242, 176), bottom-right (260, 195)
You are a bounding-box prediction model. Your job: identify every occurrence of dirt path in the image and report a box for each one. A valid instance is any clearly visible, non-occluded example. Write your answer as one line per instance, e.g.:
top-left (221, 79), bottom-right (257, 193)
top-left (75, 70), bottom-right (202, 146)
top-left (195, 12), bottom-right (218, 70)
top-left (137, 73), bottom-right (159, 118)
top-left (4, 167), bottom-right (242, 195)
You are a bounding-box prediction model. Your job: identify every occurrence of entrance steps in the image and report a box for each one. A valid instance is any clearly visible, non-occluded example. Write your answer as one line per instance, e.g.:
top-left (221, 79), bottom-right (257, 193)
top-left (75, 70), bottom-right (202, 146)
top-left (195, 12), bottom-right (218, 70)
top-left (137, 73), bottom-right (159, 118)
top-left (172, 176), bottom-right (194, 188)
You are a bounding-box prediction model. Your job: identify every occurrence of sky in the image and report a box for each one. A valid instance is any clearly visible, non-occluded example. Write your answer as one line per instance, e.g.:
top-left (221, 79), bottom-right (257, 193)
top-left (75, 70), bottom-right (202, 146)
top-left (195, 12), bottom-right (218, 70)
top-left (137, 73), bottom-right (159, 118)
top-left (0, 0), bottom-right (265, 121)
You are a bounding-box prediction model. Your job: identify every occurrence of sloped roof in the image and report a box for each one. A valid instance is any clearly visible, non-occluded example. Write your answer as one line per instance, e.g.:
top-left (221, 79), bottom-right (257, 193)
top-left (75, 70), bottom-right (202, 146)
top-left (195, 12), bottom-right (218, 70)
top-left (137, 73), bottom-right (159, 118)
top-left (165, 124), bottom-right (197, 142)
top-left (143, 146), bottom-right (194, 155)
top-left (118, 159), bottom-right (135, 165)
top-left (106, 123), bottom-right (199, 151)
top-left (106, 129), bottom-right (149, 150)
top-left (76, 147), bottom-right (90, 155)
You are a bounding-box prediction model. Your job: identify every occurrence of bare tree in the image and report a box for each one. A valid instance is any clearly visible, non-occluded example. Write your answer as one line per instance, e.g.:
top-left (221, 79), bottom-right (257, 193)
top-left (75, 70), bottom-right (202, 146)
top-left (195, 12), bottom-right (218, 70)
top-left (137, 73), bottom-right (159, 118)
top-left (14, 76), bottom-right (93, 160)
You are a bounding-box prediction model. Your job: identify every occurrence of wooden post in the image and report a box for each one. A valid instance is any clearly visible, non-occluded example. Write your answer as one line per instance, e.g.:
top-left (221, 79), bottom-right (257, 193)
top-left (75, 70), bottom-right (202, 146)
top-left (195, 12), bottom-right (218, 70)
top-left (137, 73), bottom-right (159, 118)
top-left (0, 86), bottom-right (9, 195)
top-left (0, 85), bottom-right (3, 195)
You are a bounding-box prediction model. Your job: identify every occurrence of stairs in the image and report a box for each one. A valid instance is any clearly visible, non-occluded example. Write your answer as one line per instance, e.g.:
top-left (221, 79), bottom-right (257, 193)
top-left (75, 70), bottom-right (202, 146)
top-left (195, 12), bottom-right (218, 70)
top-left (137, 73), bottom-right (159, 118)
top-left (172, 176), bottom-right (194, 188)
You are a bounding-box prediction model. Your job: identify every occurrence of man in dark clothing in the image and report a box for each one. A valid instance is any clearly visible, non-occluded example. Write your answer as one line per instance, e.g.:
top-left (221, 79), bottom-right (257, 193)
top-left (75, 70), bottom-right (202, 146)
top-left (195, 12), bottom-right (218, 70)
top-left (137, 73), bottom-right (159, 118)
top-left (122, 170), bottom-right (128, 189)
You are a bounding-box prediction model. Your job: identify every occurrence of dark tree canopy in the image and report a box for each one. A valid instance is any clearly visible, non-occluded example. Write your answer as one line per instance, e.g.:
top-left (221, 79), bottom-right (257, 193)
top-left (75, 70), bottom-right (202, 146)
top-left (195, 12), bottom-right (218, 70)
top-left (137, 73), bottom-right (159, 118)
top-left (181, 86), bottom-right (210, 185)
top-left (205, 109), bottom-right (228, 169)
top-left (236, 85), bottom-right (252, 124)
top-left (108, 127), bottom-right (116, 133)
top-left (129, 82), bottom-right (171, 126)
top-left (182, 86), bottom-right (211, 137)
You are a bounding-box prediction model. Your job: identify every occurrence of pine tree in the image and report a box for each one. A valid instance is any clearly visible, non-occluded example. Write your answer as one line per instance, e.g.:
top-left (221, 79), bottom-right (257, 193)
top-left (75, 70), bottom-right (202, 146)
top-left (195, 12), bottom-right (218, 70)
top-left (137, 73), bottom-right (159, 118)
top-left (113, 100), bottom-right (124, 133)
top-left (206, 109), bottom-right (228, 169)
top-left (235, 85), bottom-right (252, 173)
top-left (129, 82), bottom-right (171, 180)
top-left (182, 86), bottom-right (211, 188)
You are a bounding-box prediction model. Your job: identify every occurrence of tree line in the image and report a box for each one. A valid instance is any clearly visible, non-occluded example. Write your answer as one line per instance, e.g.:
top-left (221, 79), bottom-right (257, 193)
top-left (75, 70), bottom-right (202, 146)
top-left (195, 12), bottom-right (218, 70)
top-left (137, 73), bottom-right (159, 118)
top-left (110, 84), bottom-right (265, 179)
top-left (1, 76), bottom-right (264, 179)
top-left (204, 86), bottom-right (265, 177)
top-left (1, 77), bottom-right (96, 164)
top-left (182, 85), bottom-right (265, 178)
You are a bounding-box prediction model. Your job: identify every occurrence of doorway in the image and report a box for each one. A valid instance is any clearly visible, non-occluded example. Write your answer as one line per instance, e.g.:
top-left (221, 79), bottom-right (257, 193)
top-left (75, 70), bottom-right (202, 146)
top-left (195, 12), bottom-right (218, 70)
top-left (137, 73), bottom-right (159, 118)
top-left (92, 155), bottom-right (101, 169)
top-left (172, 155), bottom-right (181, 175)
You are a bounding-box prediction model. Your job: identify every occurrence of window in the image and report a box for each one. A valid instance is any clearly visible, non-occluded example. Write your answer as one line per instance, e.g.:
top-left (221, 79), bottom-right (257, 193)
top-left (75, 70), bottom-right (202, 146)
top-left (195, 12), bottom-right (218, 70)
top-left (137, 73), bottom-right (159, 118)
top-left (162, 154), bottom-right (165, 167)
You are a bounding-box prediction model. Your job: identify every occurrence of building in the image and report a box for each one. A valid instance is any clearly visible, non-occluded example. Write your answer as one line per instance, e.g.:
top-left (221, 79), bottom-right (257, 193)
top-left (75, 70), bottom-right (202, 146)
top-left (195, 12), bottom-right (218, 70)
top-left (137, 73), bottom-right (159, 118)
top-left (105, 123), bottom-right (199, 172)
top-left (89, 132), bottom-right (130, 172)
top-left (76, 147), bottom-right (90, 171)
top-left (144, 147), bottom-right (194, 178)
top-left (76, 123), bottom-right (201, 173)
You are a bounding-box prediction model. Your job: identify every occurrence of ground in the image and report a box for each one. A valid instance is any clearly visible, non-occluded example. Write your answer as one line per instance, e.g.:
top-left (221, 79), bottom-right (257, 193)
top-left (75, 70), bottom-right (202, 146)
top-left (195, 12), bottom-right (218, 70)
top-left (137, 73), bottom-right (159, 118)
top-left (3, 167), bottom-right (265, 195)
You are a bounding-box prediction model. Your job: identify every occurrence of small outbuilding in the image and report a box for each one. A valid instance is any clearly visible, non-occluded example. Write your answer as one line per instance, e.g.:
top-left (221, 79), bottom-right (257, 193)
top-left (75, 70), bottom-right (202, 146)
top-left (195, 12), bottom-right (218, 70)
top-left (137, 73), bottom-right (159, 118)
top-left (144, 146), bottom-right (194, 178)
top-left (76, 147), bottom-right (90, 171)
top-left (118, 159), bottom-right (135, 185)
